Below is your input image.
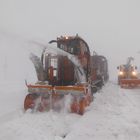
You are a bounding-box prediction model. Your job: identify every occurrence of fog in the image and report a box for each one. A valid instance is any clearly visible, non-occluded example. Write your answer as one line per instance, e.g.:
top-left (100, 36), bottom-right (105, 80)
top-left (0, 0), bottom-right (140, 80)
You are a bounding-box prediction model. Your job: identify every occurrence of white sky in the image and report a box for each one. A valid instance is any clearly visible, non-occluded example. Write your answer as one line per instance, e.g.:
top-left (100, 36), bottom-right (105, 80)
top-left (0, 0), bottom-right (140, 80)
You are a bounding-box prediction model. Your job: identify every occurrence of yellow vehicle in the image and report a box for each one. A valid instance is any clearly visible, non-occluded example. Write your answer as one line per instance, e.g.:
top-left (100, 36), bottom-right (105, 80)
top-left (117, 57), bottom-right (140, 88)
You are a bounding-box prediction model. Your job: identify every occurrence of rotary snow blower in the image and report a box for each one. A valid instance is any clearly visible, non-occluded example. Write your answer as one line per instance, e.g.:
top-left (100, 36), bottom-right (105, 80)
top-left (24, 35), bottom-right (108, 115)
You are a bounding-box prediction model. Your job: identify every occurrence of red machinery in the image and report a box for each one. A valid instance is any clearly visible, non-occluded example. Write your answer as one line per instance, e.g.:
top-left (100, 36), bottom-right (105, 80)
top-left (24, 35), bottom-right (108, 114)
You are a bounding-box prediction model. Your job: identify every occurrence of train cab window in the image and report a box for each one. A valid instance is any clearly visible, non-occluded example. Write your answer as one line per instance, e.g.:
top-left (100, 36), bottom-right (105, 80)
top-left (50, 58), bottom-right (58, 77)
top-left (67, 46), bottom-right (74, 54)
top-left (68, 39), bottom-right (80, 55)
top-left (70, 47), bottom-right (74, 53)
top-left (58, 39), bottom-right (80, 55)
top-left (59, 44), bottom-right (64, 50)
top-left (59, 44), bottom-right (67, 52)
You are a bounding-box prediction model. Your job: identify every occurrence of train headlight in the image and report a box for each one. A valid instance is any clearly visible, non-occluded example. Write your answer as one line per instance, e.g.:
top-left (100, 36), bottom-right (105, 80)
top-left (132, 71), bottom-right (137, 76)
top-left (65, 36), bottom-right (69, 39)
top-left (119, 71), bottom-right (124, 75)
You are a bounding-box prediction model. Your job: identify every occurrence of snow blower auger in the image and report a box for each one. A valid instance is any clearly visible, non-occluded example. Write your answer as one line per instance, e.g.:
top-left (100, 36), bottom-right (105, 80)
top-left (24, 35), bottom-right (108, 115)
top-left (117, 57), bottom-right (140, 88)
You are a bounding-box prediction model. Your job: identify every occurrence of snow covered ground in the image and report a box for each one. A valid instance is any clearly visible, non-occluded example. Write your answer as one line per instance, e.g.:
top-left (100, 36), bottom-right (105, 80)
top-left (0, 33), bottom-right (140, 140)
top-left (0, 82), bottom-right (140, 140)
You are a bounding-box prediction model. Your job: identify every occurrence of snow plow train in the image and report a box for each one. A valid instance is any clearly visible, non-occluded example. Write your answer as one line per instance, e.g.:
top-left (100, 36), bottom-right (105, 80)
top-left (24, 35), bottom-right (108, 115)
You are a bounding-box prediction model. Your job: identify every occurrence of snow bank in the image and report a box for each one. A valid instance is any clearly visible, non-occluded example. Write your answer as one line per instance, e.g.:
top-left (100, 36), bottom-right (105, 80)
top-left (0, 82), bottom-right (140, 140)
top-left (0, 32), bottom-right (38, 84)
top-left (0, 32), bottom-right (43, 116)
top-left (65, 82), bottom-right (140, 140)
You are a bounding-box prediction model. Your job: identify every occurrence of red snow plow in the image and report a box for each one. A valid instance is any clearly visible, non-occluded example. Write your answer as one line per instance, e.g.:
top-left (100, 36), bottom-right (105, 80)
top-left (24, 35), bottom-right (108, 115)
top-left (117, 57), bottom-right (140, 88)
top-left (24, 83), bottom-right (91, 115)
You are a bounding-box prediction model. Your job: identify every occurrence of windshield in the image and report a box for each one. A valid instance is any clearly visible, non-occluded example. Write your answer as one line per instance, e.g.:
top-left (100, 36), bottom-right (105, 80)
top-left (57, 39), bottom-right (80, 54)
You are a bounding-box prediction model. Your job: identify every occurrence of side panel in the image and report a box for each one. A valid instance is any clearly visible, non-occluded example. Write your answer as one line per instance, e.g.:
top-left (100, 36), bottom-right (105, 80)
top-left (58, 56), bottom-right (75, 85)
